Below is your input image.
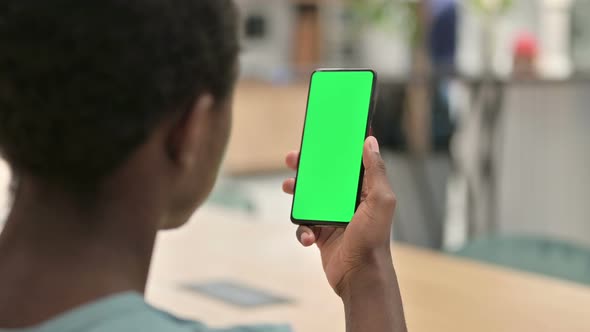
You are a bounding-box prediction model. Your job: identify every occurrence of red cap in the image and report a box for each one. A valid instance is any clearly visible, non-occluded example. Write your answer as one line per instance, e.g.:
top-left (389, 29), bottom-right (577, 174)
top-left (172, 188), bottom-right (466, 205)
top-left (514, 32), bottom-right (538, 59)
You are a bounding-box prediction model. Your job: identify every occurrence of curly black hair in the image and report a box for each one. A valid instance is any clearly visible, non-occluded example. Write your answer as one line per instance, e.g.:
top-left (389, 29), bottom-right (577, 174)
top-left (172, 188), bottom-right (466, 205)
top-left (0, 0), bottom-right (239, 190)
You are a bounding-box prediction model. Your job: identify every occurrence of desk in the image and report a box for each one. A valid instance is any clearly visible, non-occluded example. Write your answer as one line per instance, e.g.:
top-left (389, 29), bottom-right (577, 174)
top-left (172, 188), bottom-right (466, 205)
top-left (148, 207), bottom-right (590, 332)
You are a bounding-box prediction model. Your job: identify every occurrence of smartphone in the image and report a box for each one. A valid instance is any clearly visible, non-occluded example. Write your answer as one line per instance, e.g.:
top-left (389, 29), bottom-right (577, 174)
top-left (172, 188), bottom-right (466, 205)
top-left (291, 69), bottom-right (377, 226)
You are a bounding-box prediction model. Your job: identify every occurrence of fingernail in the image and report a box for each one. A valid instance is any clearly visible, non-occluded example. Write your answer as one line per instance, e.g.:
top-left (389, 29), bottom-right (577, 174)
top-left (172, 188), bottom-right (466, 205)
top-left (368, 136), bottom-right (380, 153)
top-left (302, 232), bottom-right (310, 243)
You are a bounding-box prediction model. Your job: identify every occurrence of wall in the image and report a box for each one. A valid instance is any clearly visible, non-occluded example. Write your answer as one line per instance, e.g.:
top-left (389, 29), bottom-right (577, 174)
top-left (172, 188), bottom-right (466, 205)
top-left (496, 82), bottom-right (590, 246)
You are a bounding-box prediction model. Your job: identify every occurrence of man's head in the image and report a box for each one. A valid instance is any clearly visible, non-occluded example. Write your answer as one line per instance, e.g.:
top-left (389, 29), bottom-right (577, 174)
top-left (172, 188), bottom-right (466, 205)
top-left (0, 0), bottom-right (239, 228)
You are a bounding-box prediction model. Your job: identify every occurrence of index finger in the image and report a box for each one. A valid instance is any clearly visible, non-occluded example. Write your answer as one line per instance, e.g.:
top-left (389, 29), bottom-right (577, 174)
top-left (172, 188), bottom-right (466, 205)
top-left (285, 151), bottom-right (299, 171)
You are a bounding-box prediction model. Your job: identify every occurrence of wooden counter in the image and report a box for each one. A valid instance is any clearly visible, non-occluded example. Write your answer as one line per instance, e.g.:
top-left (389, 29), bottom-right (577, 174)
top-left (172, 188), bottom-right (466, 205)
top-left (148, 207), bottom-right (590, 332)
top-left (224, 81), bottom-right (307, 174)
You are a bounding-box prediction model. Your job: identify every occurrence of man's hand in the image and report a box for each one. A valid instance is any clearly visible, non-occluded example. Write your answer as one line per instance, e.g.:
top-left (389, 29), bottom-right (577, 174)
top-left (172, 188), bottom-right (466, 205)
top-left (283, 136), bottom-right (407, 332)
top-left (283, 136), bottom-right (395, 294)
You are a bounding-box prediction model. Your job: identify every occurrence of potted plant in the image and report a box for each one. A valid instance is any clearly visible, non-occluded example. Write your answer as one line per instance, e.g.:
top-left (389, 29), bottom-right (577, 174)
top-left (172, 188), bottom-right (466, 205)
top-left (348, 0), bottom-right (431, 154)
top-left (347, 0), bottom-right (422, 79)
top-left (469, 0), bottom-right (514, 75)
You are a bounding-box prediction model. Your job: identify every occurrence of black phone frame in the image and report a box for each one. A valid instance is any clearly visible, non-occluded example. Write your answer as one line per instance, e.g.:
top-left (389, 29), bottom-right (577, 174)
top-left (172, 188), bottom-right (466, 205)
top-left (290, 68), bottom-right (379, 227)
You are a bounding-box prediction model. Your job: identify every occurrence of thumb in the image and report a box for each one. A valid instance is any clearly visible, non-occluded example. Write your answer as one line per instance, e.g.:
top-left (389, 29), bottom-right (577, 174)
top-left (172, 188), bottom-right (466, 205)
top-left (361, 136), bottom-right (396, 219)
top-left (363, 136), bottom-right (387, 191)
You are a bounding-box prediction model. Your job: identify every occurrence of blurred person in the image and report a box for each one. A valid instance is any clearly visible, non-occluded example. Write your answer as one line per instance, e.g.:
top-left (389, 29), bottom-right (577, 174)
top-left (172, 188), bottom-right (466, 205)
top-left (0, 1), bottom-right (406, 332)
top-left (428, 0), bottom-right (457, 151)
top-left (428, 0), bottom-right (457, 72)
top-left (513, 32), bottom-right (539, 79)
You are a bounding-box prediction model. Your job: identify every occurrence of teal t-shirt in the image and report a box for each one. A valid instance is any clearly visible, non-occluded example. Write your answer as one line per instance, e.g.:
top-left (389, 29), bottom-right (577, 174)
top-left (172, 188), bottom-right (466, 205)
top-left (0, 292), bottom-right (291, 332)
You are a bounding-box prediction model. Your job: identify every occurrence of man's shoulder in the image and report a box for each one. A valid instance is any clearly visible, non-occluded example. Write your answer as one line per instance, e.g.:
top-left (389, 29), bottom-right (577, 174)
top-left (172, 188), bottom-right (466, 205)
top-left (113, 303), bottom-right (291, 332)
top-left (4, 292), bottom-right (291, 332)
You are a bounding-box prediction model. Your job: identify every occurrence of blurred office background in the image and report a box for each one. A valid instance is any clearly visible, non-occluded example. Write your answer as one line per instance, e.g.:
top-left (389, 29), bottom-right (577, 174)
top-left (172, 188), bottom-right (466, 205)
top-left (207, 0), bottom-right (590, 252)
top-left (1, 0), bottom-right (590, 326)
top-left (214, 0), bottom-right (590, 283)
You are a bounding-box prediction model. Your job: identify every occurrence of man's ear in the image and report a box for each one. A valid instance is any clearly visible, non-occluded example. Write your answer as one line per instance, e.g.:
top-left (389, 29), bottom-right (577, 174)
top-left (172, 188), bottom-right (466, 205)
top-left (166, 94), bottom-right (215, 170)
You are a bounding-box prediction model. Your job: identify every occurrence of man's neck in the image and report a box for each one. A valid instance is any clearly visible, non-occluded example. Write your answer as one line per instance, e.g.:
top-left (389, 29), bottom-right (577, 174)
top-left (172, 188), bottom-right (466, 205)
top-left (0, 179), bottom-right (161, 328)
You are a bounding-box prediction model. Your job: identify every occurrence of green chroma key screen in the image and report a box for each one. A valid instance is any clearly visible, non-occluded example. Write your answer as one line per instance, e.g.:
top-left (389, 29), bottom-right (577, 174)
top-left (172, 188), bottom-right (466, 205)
top-left (292, 70), bottom-right (375, 224)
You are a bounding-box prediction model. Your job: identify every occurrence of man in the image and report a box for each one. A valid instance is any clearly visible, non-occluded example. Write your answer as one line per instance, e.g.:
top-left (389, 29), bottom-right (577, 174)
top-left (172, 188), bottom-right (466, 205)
top-left (0, 1), bottom-right (406, 331)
